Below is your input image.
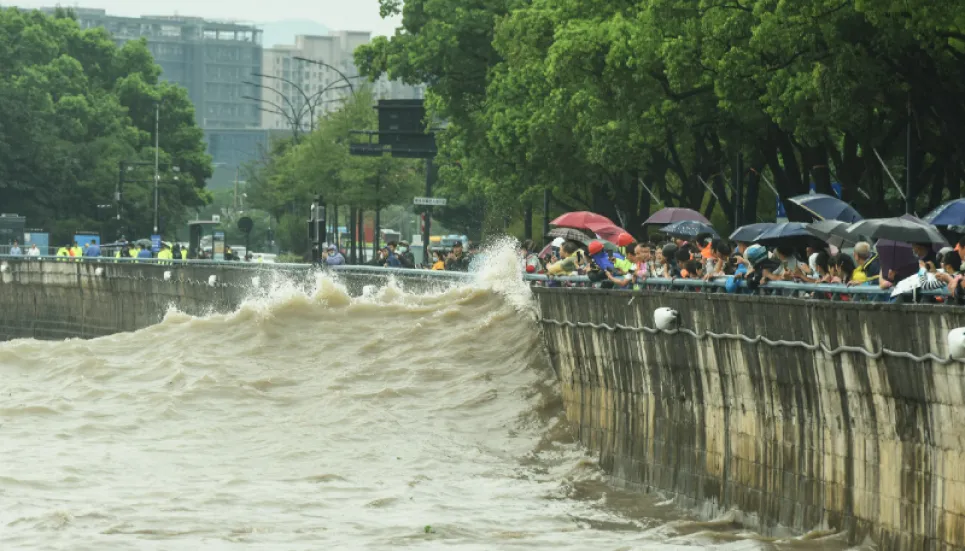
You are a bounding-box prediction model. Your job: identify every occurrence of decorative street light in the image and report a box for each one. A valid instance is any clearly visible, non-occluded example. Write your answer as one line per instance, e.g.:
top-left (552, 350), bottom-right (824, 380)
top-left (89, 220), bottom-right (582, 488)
top-left (292, 56), bottom-right (361, 95)
top-left (243, 77), bottom-right (359, 139)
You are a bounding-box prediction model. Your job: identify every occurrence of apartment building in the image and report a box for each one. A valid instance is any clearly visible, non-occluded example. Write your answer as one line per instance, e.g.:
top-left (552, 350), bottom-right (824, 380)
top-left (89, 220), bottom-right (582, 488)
top-left (261, 32), bottom-right (426, 131)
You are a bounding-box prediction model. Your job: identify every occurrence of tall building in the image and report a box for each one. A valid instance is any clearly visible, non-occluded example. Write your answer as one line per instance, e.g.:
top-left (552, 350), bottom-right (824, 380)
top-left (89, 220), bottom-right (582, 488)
top-left (49, 8), bottom-right (264, 130)
top-left (260, 32), bottom-right (425, 132)
top-left (39, 7), bottom-right (267, 187)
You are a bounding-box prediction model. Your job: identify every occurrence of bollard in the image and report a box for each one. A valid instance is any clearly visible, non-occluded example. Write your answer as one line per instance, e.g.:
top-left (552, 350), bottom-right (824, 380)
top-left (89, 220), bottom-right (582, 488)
top-left (654, 307), bottom-right (679, 331)
top-left (948, 328), bottom-right (965, 359)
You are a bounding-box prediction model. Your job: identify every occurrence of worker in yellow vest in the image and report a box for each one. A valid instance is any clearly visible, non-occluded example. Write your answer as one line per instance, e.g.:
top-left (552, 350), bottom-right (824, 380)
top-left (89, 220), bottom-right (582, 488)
top-left (70, 242), bottom-right (82, 260)
top-left (56, 245), bottom-right (69, 261)
top-left (157, 244), bottom-right (173, 264)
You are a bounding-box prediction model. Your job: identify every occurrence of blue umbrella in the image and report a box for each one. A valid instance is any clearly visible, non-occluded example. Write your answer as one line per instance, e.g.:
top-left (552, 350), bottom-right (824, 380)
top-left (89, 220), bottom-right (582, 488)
top-left (923, 198), bottom-right (965, 226)
top-left (755, 222), bottom-right (812, 244)
top-left (788, 193), bottom-right (863, 223)
top-left (729, 222), bottom-right (774, 243)
top-left (659, 220), bottom-right (719, 239)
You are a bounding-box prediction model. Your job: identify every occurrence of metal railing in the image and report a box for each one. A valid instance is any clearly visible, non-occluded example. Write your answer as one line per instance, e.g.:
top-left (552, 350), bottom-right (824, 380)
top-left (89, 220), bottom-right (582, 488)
top-left (0, 255), bottom-right (951, 303)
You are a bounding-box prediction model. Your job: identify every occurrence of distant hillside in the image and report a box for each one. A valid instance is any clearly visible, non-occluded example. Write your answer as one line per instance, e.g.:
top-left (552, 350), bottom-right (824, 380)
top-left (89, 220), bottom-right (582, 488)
top-left (259, 20), bottom-right (329, 48)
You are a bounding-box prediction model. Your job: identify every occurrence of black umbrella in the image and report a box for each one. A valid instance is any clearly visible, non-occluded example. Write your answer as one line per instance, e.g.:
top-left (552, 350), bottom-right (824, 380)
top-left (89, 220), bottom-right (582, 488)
top-left (846, 217), bottom-right (948, 246)
top-left (547, 227), bottom-right (593, 242)
top-left (730, 222), bottom-right (774, 243)
top-left (755, 222), bottom-right (814, 246)
top-left (659, 220), bottom-right (719, 239)
top-left (805, 220), bottom-right (860, 248)
top-left (788, 193), bottom-right (863, 222)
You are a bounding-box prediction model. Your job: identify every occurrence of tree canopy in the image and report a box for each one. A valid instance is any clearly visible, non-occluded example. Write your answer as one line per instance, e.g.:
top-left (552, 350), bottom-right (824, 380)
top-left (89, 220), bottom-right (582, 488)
top-left (245, 87), bottom-right (423, 254)
top-left (0, 7), bottom-right (212, 244)
top-left (356, 0), bottom-right (965, 234)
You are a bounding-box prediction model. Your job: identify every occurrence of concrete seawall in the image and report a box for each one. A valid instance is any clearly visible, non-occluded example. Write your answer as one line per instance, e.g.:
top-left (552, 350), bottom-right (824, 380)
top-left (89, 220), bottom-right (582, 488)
top-left (533, 287), bottom-right (965, 550)
top-left (3, 258), bottom-right (965, 549)
top-left (0, 259), bottom-right (466, 340)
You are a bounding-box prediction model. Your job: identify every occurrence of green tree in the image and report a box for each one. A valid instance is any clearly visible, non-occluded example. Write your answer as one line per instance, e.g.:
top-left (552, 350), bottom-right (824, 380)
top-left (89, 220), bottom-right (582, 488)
top-left (356, 0), bottom-right (965, 238)
top-left (0, 7), bottom-right (212, 245)
top-left (246, 87), bottom-right (423, 254)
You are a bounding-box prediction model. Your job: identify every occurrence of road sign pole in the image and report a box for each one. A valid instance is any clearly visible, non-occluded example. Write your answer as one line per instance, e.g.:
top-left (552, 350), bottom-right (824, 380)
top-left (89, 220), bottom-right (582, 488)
top-left (423, 159), bottom-right (434, 266)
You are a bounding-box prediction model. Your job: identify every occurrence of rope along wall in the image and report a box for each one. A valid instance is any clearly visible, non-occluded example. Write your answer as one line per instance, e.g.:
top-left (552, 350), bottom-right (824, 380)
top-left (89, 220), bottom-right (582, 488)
top-left (538, 317), bottom-right (958, 365)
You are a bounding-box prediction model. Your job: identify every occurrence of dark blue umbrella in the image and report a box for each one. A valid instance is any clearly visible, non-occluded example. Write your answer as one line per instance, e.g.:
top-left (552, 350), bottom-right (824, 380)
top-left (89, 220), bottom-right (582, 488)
top-left (788, 193), bottom-right (863, 223)
top-left (755, 222), bottom-right (812, 244)
top-left (659, 220), bottom-right (719, 239)
top-left (923, 199), bottom-right (965, 226)
top-left (729, 222), bottom-right (774, 243)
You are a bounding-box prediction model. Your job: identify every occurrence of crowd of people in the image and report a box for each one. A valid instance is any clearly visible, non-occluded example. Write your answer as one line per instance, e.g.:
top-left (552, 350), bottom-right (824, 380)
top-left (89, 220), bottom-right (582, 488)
top-left (363, 240), bottom-right (474, 272)
top-left (3, 240), bottom-right (264, 262)
top-left (516, 233), bottom-right (965, 303)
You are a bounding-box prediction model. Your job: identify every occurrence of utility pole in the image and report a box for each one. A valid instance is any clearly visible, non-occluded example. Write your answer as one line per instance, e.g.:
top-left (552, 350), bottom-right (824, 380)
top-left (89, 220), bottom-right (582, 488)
top-left (373, 172), bottom-right (382, 260)
top-left (733, 152), bottom-right (744, 228)
top-left (906, 98), bottom-right (914, 214)
top-left (153, 102), bottom-right (160, 235)
top-left (422, 159), bottom-right (434, 266)
top-left (116, 161), bottom-right (124, 239)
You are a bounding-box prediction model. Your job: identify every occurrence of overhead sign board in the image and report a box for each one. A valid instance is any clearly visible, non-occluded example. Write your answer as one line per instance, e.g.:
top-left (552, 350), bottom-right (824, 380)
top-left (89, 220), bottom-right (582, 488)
top-left (413, 197), bottom-right (447, 206)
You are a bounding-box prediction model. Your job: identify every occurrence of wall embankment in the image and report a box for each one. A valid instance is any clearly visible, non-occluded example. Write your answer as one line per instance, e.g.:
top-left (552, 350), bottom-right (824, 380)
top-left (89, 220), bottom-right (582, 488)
top-left (0, 258), bottom-right (466, 341)
top-left (533, 287), bottom-right (965, 551)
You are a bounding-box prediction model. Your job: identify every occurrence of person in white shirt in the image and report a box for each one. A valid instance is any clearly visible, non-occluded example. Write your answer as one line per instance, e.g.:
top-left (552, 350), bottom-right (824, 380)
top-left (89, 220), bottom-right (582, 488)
top-left (27, 244), bottom-right (41, 257)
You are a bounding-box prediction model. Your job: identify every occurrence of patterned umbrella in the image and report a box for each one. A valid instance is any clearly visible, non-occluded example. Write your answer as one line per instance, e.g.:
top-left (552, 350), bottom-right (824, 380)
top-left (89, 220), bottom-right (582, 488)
top-left (547, 227), bottom-right (593, 242)
top-left (659, 220), bottom-right (719, 239)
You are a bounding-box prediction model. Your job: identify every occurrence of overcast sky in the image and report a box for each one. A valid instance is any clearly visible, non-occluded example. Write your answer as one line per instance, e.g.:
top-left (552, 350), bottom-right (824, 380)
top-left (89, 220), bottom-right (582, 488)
top-left (10, 0), bottom-right (401, 36)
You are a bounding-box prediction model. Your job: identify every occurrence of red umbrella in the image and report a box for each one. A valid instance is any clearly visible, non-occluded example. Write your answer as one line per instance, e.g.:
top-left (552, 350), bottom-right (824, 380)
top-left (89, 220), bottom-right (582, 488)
top-left (550, 211), bottom-right (615, 230)
top-left (643, 207), bottom-right (710, 225)
top-left (589, 223), bottom-right (630, 243)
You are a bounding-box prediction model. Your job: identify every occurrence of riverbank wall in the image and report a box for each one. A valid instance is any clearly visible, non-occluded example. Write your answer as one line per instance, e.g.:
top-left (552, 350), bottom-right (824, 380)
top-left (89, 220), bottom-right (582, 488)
top-left (533, 287), bottom-right (965, 551)
top-left (0, 258), bottom-right (466, 340)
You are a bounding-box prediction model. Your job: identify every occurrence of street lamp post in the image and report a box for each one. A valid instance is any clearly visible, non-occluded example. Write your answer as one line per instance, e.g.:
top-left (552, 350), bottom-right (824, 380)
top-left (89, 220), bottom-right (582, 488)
top-left (118, 159), bottom-right (179, 240)
top-left (153, 102), bottom-right (160, 234)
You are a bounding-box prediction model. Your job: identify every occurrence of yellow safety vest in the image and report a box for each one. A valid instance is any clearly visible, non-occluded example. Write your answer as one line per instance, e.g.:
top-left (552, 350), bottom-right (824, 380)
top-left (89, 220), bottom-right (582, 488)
top-left (70, 247), bottom-right (82, 259)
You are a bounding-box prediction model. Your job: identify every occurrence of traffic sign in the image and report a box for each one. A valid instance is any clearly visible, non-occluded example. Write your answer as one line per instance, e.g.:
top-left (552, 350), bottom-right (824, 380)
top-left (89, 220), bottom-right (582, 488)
top-left (413, 197), bottom-right (447, 206)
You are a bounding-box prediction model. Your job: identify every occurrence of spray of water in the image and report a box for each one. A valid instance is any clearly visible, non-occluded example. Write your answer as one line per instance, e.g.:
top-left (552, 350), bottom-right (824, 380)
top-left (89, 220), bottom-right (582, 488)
top-left (470, 235), bottom-right (536, 316)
